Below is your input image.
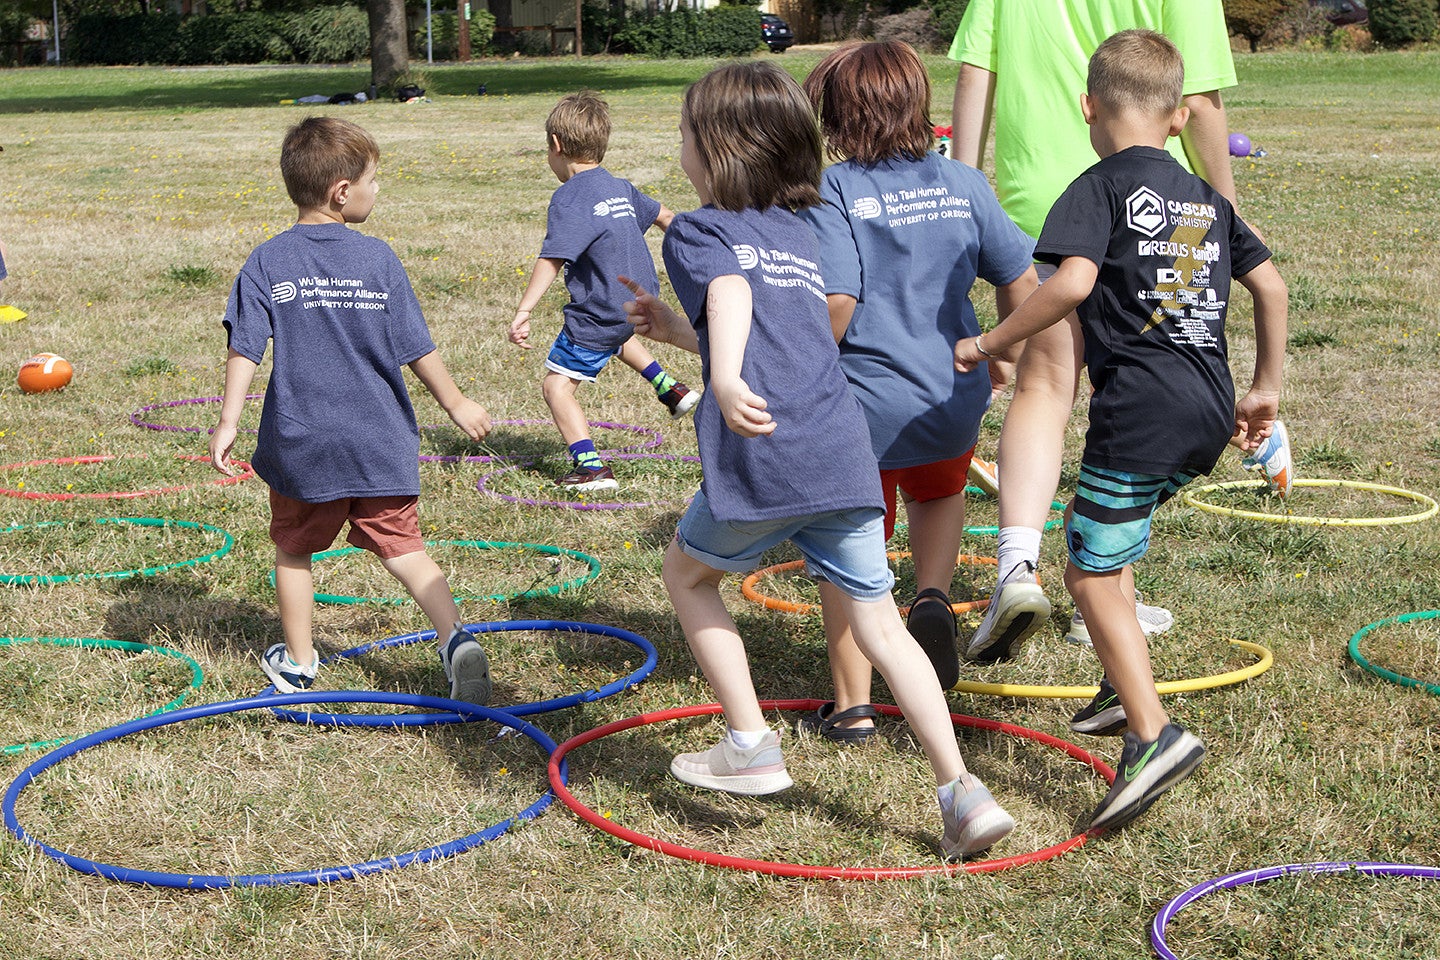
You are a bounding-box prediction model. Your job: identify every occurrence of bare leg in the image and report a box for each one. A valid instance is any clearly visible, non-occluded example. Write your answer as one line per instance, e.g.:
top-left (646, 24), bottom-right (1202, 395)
top-left (380, 549), bottom-right (461, 637)
top-left (274, 546), bottom-right (316, 665)
top-left (663, 538), bottom-right (767, 733)
top-left (904, 491), bottom-right (967, 596)
top-left (1064, 561), bottom-right (1167, 741)
top-left (817, 581), bottom-right (877, 731)
top-left (542, 371), bottom-right (592, 448)
top-left (617, 337), bottom-right (659, 375)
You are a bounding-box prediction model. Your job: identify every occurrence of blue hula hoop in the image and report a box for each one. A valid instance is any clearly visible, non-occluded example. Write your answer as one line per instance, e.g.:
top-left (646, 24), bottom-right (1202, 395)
top-left (263, 620), bottom-right (659, 727)
top-left (3, 691), bottom-right (565, 889)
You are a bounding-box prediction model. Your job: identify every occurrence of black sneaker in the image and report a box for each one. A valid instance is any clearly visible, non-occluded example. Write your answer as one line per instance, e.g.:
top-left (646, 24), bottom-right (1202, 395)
top-left (1088, 723), bottom-right (1205, 833)
top-left (659, 382), bottom-right (700, 419)
top-left (906, 588), bottom-right (959, 690)
top-left (555, 464), bottom-right (619, 492)
top-left (1070, 677), bottom-right (1129, 736)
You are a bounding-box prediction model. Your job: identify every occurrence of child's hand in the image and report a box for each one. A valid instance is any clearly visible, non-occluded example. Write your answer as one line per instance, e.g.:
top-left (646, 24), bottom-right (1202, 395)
top-left (954, 336), bottom-right (986, 373)
top-left (509, 311), bottom-right (532, 349)
top-left (1232, 388), bottom-right (1280, 452)
top-left (446, 397), bottom-right (493, 442)
top-left (986, 355), bottom-right (1016, 401)
top-left (619, 274), bottom-right (681, 344)
top-left (712, 378), bottom-right (775, 438)
top-left (209, 423), bottom-right (240, 476)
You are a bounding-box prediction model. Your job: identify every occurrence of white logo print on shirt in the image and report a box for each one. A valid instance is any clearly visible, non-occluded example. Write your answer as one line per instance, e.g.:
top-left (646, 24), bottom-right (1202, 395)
top-left (271, 281), bottom-right (298, 304)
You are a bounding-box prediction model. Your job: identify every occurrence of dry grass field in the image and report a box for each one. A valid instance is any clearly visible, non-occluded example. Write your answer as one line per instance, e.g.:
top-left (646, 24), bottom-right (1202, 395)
top-left (1, 49), bottom-right (1439, 959)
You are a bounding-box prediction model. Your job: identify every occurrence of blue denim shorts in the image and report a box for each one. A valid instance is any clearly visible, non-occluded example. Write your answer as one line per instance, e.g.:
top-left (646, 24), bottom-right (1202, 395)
top-left (545, 329), bottom-right (621, 382)
top-left (675, 489), bottom-right (894, 601)
top-left (1067, 462), bottom-right (1200, 572)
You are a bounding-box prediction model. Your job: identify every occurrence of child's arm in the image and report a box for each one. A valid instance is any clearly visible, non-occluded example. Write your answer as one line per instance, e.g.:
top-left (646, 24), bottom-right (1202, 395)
top-left (984, 264), bottom-right (1041, 396)
top-left (954, 256), bottom-right (1095, 372)
top-left (619, 274), bottom-right (700, 354)
top-left (510, 257), bottom-right (563, 349)
top-left (1231, 259), bottom-right (1288, 451)
top-left (826, 294), bottom-right (857, 344)
top-left (408, 350), bottom-right (493, 441)
top-left (652, 205), bottom-right (676, 232)
top-left (210, 348), bottom-right (260, 476)
top-left (703, 275), bottom-right (775, 438)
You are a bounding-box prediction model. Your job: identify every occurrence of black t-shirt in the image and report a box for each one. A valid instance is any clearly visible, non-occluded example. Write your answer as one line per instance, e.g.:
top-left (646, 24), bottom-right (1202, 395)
top-left (1036, 146), bottom-right (1271, 475)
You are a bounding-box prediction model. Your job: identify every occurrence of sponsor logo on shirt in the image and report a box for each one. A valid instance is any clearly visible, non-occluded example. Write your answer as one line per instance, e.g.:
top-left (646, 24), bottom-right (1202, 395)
top-left (732, 244), bottom-right (760, 270)
top-left (732, 244), bottom-right (825, 301)
top-left (849, 196), bottom-right (882, 220)
top-left (1125, 187), bottom-right (1166, 238)
top-left (593, 197), bottom-right (638, 219)
top-left (271, 281), bottom-right (298, 304)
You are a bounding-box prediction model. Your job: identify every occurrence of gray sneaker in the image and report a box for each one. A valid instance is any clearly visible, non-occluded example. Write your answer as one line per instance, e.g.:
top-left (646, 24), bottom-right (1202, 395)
top-left (1065, 595), bottom-right (1174, 647)
top-left (1088, 723), bottom-right (1205, 832)
top-left (964, 562), bottom-right (1051, 662)
top-left (938, 774), bottom-right (1015, 860)
top-left (670, 729), bottom-right (793, 795)
top-left (439, 624), bottom-right (492, 706)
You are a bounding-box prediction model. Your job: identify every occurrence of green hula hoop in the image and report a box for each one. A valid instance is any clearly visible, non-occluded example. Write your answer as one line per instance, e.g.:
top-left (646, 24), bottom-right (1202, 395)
top-left (0, 517), bottom-right (235, 586)
top-left (1182, 478), bottom-right (1438, 527)
top-left (1348, 611), bottom-right (1440, 697)
top-left (895, 486), bottom-right (1065, 538)
top-left (0, 636), bottom-right (205, 754)
top-left (949, 639), bottom-right (1273, 698)
top-left (269, 539), bottom-right (603, 606)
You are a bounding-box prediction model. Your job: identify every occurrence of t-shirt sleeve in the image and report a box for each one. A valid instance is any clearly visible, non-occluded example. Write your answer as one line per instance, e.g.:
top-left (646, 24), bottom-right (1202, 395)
top-left (801, 181), bottom-right (862, 298)
top-left (971, 175), bottom-right (1037, 286)
top-left (948, 0), bottom-right (996, 68)
top-left (222, 267), bottom-right (273, 364)
top-left (1165, 0), bottom-right (1237, 94)
top-left (632, 186), bottom-right (662, 231)
top-left (662, 215), bottom-right (740, 326)
top-left (1228, 207), bottom-right (1272, 280)
top-left (385, 251), bottom-right (437, 365)
top-left (1034, 173), bottom-right (1114, 267)
top-left (537, 189), bottom-right (592, 263)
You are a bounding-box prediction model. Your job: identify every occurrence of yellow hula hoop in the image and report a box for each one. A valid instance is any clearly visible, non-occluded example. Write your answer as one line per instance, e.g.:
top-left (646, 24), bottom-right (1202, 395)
top-left (948, 639), bottom-right (1273, 698)
top-left (1181, 478), bottom-right (1437, 528)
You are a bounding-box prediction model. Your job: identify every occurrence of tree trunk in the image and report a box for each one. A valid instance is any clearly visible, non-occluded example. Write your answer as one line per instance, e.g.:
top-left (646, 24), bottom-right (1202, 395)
top-left (368, 0), bottom-right (408, 89)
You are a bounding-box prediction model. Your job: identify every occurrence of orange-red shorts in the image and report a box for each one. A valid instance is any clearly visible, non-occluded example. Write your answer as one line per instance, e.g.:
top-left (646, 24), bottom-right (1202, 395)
top-left (878, 447), bottom-right (976, 541)
top-left (269, 490), bottom-right (424, 559)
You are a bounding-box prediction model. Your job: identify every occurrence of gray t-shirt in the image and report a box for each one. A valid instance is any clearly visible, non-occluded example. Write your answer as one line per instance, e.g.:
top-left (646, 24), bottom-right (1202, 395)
top-left (663, 205), bottom-right (882, 523)
top-left (539, 167), bottom-right (662, 352)
top-left (800, 152), bottom-right (1035, 468)
top-left (224, 222), bottom-right (436, 502)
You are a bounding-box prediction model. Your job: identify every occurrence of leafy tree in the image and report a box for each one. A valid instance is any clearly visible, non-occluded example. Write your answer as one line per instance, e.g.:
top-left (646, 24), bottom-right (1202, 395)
top-left (1368, 0), bottom-right (1438, 46)
top-left (367, 0), bottom-right (406, 88)
top-left (1224, 0), bottom-right (1297, 52)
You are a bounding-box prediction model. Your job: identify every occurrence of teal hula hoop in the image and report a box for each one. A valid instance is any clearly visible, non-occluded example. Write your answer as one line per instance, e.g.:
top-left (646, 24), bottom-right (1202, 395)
top-left (1348, 610), bottom-right (1440, 697)
top-left (269, 539), bottom-right (603, 606)
top-left (0, 517), bottom-right (234, 586)
top-left (0, 636), bottom-right (206, 754)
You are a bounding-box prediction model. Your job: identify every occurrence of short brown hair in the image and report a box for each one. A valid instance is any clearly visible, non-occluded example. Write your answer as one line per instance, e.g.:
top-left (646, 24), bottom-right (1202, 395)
top-left (546, 91), bottom-right (610, 163)
top-left (1088, 29), bottom-right (1185, 118)
top-left (682, 61), bottom-right (821, 213)
top-left (803, 41), bottom-right (933, 164)
top-left (279, 117), bottom-right (380, 209)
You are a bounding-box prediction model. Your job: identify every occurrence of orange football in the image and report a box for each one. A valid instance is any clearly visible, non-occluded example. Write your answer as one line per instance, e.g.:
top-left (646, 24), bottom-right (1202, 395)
top-left (17, 353), bottom-right (74, 393)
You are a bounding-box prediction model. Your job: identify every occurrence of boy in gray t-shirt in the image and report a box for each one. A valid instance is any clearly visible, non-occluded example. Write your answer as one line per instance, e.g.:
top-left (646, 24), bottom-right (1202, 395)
top-left (509, 92), bottom-right (697, 493)
top-left (210, 117), bottom-right (496, 705)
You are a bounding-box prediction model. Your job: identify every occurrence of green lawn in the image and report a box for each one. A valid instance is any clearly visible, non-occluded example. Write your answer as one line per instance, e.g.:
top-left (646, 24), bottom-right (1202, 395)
top-left (1, 49), bottom-right (1439, 960)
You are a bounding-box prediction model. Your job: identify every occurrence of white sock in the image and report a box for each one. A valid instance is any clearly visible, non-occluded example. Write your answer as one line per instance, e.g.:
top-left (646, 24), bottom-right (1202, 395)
top-left (996, 526), bottom-right (1042, 582)
top-left (727, 727), bottom-right (767, 750)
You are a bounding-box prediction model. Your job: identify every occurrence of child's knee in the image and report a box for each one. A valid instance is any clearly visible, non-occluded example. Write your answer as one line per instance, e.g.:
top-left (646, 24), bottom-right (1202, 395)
top-left (661, 537), bottom-right (722, 594)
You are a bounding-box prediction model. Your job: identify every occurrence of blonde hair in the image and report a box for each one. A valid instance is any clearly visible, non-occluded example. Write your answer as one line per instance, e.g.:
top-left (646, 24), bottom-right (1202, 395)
top-left (803, 40), bottom-right (933, 164)
top-left (280, 117), bottom-right (380, 209)
top-left (1088, 29), bottom-right (1185, 118)
top-left (546, 91), bottom-right (610, 163)
top-left (682, 60), bottom-right (821, 213)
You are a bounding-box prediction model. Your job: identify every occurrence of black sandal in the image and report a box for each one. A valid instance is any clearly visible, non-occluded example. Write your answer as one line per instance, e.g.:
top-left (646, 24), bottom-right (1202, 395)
top-left (796, 701), bottom-right (880, 744)
top-left (907, 587), bottom-right (960, 690)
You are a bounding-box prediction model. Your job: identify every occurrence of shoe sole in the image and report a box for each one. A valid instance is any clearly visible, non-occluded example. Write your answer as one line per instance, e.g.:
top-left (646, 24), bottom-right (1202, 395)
top-left (907, 601), bottom-right (960, 690)
top-left (966, 584), bottom-right (1051, 663)
top-left (669, 392), bottom-right (700, 419)
top-left (446, 642), bottom-right (492, 706)
top-left (260, 659), bottom-right (311, 694)
top-left (557, 478), bottom-right (619, 492)
top-left (795, 711), bottom-right (879, 745)
top-left (942, 808), bottom-right (1016, 861)
top-left (967, 459), bottom-right (1000, 497)
top-left (1069, 705), bottom-right (1128, 737)
top-left (669, 759), bottom-right (793, 796)
top-left (1088, 733), bottom-right (1205, 832)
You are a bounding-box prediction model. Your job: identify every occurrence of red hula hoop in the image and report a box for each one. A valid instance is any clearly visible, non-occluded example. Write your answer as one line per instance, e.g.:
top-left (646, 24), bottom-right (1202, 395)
top-left (0, 455), bottom-right (254, 501)
top-left (548, 699), bottom-right (1113, 879)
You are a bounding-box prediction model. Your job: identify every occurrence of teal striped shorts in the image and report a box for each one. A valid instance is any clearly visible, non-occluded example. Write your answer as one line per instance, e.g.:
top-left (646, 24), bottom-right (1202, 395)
top-left (1066, 463), bottom-right (1201, 572)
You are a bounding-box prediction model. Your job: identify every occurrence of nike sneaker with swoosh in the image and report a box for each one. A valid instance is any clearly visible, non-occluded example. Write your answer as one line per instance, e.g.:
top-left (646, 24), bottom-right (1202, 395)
top-left (1088, 723), bottom-right (1204, 832)
top-left (1069, 676), bottom-right (1128, 736)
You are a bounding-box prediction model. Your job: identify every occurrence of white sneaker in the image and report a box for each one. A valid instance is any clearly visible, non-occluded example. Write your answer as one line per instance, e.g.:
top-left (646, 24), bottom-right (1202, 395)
top-left (1241, 418), bottom-right (1293, 498)
top-left (1065, 596), bottom-right (1175, 647)
top-left (938, 774), bottom-right (1014, 860)
top-left (670, 729), bottom-right (793, 795)
top-left (964, 562), bottom-right (1051, 663)
top-left (967, 456), bottom-right (1000, 497)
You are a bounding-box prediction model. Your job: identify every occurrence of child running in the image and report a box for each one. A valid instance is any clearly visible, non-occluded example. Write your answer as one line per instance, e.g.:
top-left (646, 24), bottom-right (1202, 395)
top-left (794, 41), bottom-right (1038, 738)
top-left (509, 91), bottom-right (696, 493)
top-left (210, 117), bottom-right (495, 705)
top-left (621, 61), bottom-right (1014, 860)
top-left (955, 30), bottom-right (1287, 830)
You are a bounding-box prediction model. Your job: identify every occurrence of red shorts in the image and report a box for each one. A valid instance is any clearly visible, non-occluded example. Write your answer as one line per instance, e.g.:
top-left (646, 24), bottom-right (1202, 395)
top-left (878, 448), bottom-right (976, 541)
top-left (269, 490), bottom-right (424, 559)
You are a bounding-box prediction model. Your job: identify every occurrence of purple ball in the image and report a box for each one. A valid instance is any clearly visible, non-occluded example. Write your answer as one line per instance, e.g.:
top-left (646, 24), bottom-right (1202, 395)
top-left (1228, 132), bottom-right (1252, 158)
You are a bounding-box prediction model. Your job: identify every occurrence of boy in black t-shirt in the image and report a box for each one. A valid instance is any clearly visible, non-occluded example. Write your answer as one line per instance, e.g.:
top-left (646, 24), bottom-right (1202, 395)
top-left (955, 29), bottom-right (1288, 832)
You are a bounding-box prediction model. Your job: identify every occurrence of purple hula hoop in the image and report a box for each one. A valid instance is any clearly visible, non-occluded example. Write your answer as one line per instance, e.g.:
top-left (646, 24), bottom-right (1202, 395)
top-left (479, 452), bottom-right (701, 511)
top-left (129, 394), bottom-right (264, 434)
top-left (1152, 861), bottom-right (1440, 959)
